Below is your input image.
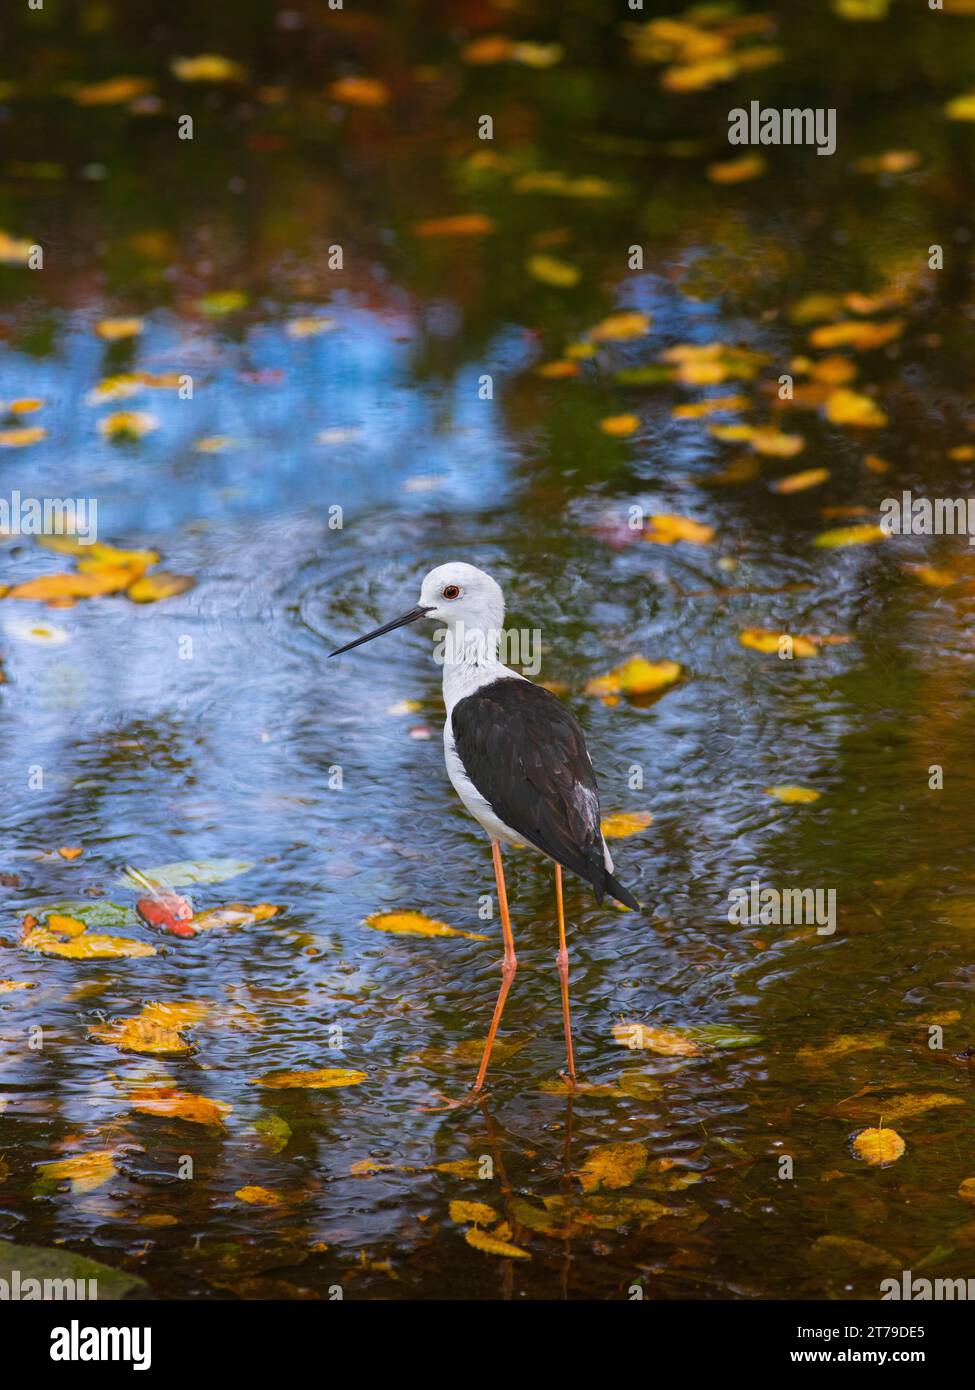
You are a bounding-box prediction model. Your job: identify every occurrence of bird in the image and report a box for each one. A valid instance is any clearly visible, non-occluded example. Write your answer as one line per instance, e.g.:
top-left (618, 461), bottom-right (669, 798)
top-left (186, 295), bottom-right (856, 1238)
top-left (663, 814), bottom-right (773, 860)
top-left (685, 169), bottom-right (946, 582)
top-left (329, 562), bottom-right (640, 1102)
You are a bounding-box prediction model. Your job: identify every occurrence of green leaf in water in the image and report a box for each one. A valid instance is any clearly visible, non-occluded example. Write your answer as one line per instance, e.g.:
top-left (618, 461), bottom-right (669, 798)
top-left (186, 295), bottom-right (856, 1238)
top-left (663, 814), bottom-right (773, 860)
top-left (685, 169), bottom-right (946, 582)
top-left (37, 899), bottom-right (138, 928)
top-left (0, 1240), bottom-right (149, 1300)
top-left (117, 859), bottom-right (252, 889)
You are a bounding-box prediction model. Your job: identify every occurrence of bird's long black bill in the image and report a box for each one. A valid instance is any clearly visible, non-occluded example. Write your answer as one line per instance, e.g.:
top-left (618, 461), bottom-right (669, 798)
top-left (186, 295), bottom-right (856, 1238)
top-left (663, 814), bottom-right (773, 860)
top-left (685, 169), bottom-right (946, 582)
top-left (328, 605), bottom-right (432, 657)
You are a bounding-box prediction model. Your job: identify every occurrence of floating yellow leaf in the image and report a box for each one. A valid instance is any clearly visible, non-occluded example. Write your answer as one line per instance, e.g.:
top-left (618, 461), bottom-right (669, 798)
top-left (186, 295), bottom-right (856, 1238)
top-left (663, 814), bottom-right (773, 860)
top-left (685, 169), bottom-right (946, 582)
top-left (578, 1142), bottom-right (648, 1193)
top-left (740, 629), bottom-right (819, 657)
top-left (98, 411), bottom-right (158, 439)
top-left (126, 572), bottom-right (195, 603)
top-left (527, 254), bottom-right (580, 288)
top-left (807, 355), bottom-right (858, 385)
top-left (613, 1021), bottom-right (701, 1056)
top-left (903, 563), bottom-right (956, 588)
top-left (0, 230), bottom-right (35, 266)
top-left (643, 514), bottom-right (714, 545)
top-left (449, 1200), bottom-right (497, 1225)
top-left (663, 342), bottom-right (766, 385)
top-left (193, 436), bottom-right (235, 453)
top-left (945, 91), bottom-right (975, 121)
top-left (37, 1150), bottom-right (117, 1194)
top-left (661, 58), bottom-right (737, 92)
top-left (235, 1185), bottom-right (282, 1205)
top-left (250, 1068), bottom-right (367, 1090)
top-left (587, 311), bottom-right (651, 342)
top-left (465, 1228), bottom-right (530, 1259)
top-left (839, 1091), bottom-right (962, 1124)
top-left (852, 1127), bottom-right (905, 1166)
top-left (129, 1087), bottom-right (232, 1126)
top-left (797, 1034), bottom-right (886, 1066)
top-left (171, 54), bottom-right (247, 83)
top-left (813, 523), bottom-right (886, 547)
top-left (413, 213), bottom-right (494, 238)
top-left (0, 426), bottom-right (46, 447)
top-left (600, 413), bottom-right (640, 437)
top-left (45, 913), bottom-right (87, 935)
top-left (197, 290), bottom-right (248, 316)
top-left (512, 41), bottom-right (564, 68)
top-left (672, 394), bottom-right (749, 419)
top-left (328, 76), bottom-right (390, 108)
top-left (770, 467), bottom-right (829, 494)
top-left (833, 0), bottom-right (889, 18)
top-left (750, 427), bottom-right (805, 458)
top-left (765, 786), bottom-right (822, 804)
top-left (534, 359), bottom-right (580, 379)
top-left (853, 149), bottom-right (920, 174)
top-left (601, 811), bottom-right (654, 838)
top-left (513, 171), bottom-right (621, 199)
top-left (74, 76), bottom-right (154, 107)
top-left (95, 318), bottom-right (143, 341)
top-left (23, 928), bottom-right (155, 960)
top-left (461, 35), bottom-right (513, 65)
top-left (74, 541), bottom-right (159, 571)
top-left (186, 902), bottom-right (281, 933)
top-left (707, 154), bottom-right (766, 184)
top-left (286, 317), bottom-right (337, 338)
top-left (429, 1159), bottom-right (484, 1179)
top-left (89, 1013), bottom-right (190, 1056)
top-left (363, 911), bottom-right (487, 941)
top-left (0, 980), bottom-right (36, 993)
top-left (808, 319), bottom-right (903, 350)
top-left (825, 389), bottom-right (887, 428)
top-left (586, 657), bottom-right (682, 700)
top-left (9, 569), bottom-right (134, 599)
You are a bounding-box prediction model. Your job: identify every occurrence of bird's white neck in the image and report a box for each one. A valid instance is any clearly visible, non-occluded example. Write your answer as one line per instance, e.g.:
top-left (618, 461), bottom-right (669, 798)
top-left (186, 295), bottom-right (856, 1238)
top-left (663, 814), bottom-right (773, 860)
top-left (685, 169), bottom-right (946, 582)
top-left (438, 623), bottom-right (522, 716)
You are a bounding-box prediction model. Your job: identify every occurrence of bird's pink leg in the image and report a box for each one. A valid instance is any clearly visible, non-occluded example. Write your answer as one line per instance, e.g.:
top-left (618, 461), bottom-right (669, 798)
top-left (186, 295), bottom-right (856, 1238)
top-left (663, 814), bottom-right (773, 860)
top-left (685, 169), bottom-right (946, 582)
top-left (554, 863), bottom-right (576, 1085)
top-left (471, 840), bottom-right (517, 1094)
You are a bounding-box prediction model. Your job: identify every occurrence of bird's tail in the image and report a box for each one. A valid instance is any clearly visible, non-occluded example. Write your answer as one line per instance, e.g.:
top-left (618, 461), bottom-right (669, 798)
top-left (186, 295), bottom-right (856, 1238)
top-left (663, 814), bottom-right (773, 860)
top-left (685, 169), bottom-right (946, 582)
top-left (603, 872), bottom-right (641, 912)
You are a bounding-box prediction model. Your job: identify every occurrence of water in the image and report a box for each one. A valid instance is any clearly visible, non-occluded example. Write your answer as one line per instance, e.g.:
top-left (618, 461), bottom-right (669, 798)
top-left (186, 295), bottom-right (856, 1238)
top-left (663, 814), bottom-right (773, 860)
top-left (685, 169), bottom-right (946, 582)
top-left (2, 0), bottom-right (975, 1300)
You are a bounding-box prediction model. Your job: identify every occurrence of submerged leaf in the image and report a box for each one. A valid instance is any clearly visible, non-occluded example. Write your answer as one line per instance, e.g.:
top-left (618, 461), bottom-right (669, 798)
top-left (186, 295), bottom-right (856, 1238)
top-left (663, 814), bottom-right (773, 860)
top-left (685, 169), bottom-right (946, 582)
top-left (127, 572), bottom-right (195, 603)
top-left (449, 1200), bottom-right (497, 1225)
top-left (23, 928), bottom-right (155, 960)
top-left (465, 1228), bottom-right (530, 1259)
top-left (578, 1142), bottom-right (648, 1193)
top-left (37, 1151), bottom-right (117, 1194)
top-left (119, 859), bottom-right (251, 889)
top-left (250, 1068), bottom-right (367, 1090)
top-left (363, 911), bottom-right (487, 941)
top-left (765, 785), bottom-right (821, 804)
top-left (601, 811), bottom-right (654, 838)
top-left (851, 1127), bottom-right (905, 1166)
top-left (613, 1021), bottom-right (701, 1056)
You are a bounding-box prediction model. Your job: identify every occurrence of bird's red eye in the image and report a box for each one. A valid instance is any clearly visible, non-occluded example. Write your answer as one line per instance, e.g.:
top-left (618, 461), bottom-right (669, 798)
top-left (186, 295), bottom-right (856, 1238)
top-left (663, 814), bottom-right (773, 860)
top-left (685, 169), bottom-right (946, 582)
top-left (442, 584), bottom-right (460, 600)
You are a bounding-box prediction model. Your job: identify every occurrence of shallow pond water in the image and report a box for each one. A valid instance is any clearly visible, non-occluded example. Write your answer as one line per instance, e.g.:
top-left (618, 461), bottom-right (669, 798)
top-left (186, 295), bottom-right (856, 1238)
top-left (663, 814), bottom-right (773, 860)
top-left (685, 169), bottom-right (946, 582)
top-left (2, 0), bottom-right (975, 1300)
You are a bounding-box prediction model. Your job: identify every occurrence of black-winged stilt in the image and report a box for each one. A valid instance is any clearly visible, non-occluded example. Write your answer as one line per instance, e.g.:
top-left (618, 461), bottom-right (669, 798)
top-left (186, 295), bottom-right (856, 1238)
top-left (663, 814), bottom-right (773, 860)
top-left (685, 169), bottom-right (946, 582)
top-left (329, 562), bottom-right (640, 1101)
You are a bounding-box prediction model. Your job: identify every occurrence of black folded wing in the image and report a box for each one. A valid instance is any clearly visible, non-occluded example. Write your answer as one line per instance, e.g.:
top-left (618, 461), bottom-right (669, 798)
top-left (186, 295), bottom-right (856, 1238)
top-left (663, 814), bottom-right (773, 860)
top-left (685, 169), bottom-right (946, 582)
top-left (450, 677), bottom-right (610, 897)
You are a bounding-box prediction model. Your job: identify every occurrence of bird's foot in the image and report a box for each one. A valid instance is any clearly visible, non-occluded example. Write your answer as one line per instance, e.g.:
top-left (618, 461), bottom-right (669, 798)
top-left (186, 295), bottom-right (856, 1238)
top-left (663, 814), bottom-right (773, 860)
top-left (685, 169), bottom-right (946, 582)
top-left (417, 1087), bottom-right (484, 1113)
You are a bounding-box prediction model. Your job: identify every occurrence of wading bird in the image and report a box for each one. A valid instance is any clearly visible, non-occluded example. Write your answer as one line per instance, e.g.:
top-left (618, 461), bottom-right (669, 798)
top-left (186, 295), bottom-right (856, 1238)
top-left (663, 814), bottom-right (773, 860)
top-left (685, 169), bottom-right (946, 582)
top-left (329, 563), bottom-right (640, 1100)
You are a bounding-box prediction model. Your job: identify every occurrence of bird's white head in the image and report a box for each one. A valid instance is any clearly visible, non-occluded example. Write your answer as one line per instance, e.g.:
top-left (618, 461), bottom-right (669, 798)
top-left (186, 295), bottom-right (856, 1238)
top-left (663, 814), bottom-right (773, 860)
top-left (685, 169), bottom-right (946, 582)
top-left (417, 562), bottom-right (504, 633)
top-left (328, 561), bottom-right (505, 662)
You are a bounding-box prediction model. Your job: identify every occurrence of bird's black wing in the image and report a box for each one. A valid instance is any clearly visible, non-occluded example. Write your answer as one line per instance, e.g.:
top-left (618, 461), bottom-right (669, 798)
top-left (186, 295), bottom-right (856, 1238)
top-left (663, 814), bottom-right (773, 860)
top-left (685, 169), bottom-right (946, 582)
top-left (451, 677), bottom-right (609, 896)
